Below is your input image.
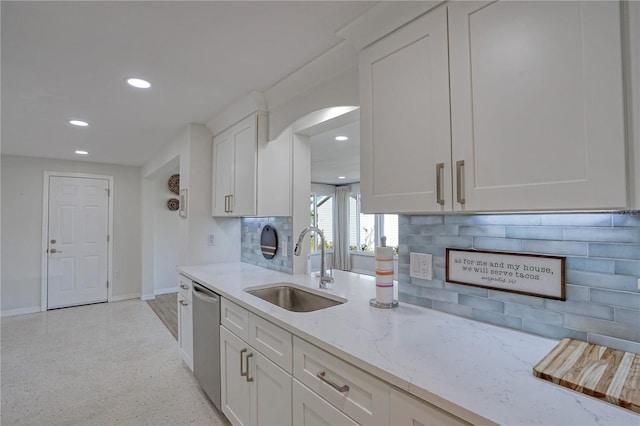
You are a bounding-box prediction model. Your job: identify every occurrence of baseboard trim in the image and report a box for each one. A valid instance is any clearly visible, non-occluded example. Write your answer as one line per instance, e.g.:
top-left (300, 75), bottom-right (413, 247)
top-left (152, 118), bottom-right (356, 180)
top-left (1, 306), bottom-right (42, 317)
top-left (110, 293), bottom-right (141, 302)
top-left (154, 287), bottom-right (178, 296)
top-left (140, 293), bottom-right (155, 301)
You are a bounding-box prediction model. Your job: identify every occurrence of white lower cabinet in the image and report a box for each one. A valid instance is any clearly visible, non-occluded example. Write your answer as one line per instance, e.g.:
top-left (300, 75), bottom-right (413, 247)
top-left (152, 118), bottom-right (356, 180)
top-left (177, 276), bottom-right (193, 370)
top-left (292, 379), bottom-right (358, 426)
top-left (219, 298), bottom-right (472, 425)
top-left (220, 299), bottom-right (292, 426)
top-left (390, 388), bottom-right (470, 426)
top-left (293, 336), bottom-right (390, 425)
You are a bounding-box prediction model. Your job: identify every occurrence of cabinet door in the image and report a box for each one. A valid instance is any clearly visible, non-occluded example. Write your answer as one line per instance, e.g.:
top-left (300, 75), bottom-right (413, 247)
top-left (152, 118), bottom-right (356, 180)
top-left (257, 127), bottom-right (292, 216)
top-left (178, 275), bottom-right (192, 301)
top-left (360, 6), bottom-right (452, 213)
top-left (389, 388), bottom-right (470, 426)
top-left (177, 294), bottom-right (193, 370)
top-left (220, 326), bottom-right (251, 426)
top-left (232, 115), bottom-right (258, 216)
top-left (250, 350), bottom-right (292, 426)
top-left (292, 379), bottom-right (358, 426)
top-left (213, 131), bottom-right (234, 216)
top-left (449, 1), bottom-right (627, 211)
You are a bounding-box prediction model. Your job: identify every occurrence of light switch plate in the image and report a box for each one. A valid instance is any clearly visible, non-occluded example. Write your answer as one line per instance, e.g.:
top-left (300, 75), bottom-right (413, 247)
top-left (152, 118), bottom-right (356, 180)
top-left (282, 241), bottom-right (288, 257)
top-left (208, 233), bottom-right (215, 246)
top-left (410, 252), bottom-right (433, 280)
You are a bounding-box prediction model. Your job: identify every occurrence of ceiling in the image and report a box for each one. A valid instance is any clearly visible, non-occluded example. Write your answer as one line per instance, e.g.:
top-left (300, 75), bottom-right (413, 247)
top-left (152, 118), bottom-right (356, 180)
top-left (1, 1), bottom-right (374, 166)
top-left (310, 120), bottom-right (359, 185)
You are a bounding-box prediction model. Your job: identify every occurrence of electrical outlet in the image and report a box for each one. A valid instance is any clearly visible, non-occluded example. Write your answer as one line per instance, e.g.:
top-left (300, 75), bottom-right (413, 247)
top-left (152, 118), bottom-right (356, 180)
top-left (282, 242), bottom-right (288, 257)
top-left (208, 233), bottom-right (215, 246)
top-left (410, 252), bottom-right (433, 280)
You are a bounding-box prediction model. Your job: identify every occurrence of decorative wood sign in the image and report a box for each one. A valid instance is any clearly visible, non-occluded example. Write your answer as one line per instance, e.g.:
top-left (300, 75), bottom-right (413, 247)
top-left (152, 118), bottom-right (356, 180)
top-left (446, 249), bottom-right (565, 300)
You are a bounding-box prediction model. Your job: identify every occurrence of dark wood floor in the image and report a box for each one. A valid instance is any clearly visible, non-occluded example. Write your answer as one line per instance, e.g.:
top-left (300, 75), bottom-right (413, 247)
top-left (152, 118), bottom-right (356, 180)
top-left (147, 293), bottom-right (178, 340)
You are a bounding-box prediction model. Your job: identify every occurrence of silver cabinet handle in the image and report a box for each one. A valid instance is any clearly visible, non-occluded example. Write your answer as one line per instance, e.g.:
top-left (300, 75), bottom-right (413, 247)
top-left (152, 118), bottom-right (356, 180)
top-left (224, 195), bottom-right (228, 213)
top-left (180, 284), bottom-right (189, 290)
top-left (245, 353), bottom-right (253, 382)
top-left (179, 300), bottom-right (188, 306)
top-left (436, 162), bottom-right (445, 206)
top-left (240, 348), bottom-right (248, 378)
top-left (228, 194), bottom-right (233, 213)
top-left (317, 371), bottom-right (349, 393)
top-left (456, 160), bottom-right (466, 205)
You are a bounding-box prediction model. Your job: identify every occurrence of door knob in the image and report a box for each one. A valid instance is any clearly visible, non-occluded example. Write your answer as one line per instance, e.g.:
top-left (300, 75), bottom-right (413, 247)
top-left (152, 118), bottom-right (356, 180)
top-left (49, 248), bottom-right (61, 253)
top-left (50, 239), bottom-right (56, 244)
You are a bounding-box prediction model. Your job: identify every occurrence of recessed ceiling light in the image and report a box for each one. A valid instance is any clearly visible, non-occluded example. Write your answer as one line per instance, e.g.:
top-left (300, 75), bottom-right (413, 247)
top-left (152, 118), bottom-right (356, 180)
top-left (335, 136), bottom-right (349, 141)
top-left (126, 77), bottom-right (151, 89)
top-left (69, 120), bottom-right (89, 127)
top-left (338, 176), bottom-right (346, 180)
top-left (74, 150), bottom-right (89, 155)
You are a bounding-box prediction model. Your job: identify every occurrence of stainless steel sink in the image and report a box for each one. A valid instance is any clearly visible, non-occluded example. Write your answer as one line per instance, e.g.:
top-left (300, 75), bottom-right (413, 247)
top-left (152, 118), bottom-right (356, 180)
top-left (245, 283), bottom-right (346, 312)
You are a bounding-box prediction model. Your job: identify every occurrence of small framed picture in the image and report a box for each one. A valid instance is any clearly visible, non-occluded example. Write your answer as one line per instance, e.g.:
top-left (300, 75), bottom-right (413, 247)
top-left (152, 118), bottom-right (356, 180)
top-left (179, 188), bottom-right (188, 217)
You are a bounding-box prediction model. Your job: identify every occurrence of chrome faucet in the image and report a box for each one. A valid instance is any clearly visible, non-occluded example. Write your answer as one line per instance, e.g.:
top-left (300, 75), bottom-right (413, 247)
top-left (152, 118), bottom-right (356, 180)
top-left (294, 226), bottom-right (334, 289)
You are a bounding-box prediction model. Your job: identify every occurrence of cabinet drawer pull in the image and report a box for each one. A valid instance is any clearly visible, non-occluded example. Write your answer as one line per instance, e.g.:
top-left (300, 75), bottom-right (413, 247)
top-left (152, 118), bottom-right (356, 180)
top-left (436, 162), bottom-right (445, 206)
top-left (228, 194), bottom-right (233, 213)
top-left (240, 348), bottom-right (248, 377)
top-left (224, 195), bottom-right (229, 213)
top-left (317, 371), bottom-right (349, 393)
top-left (245, 353), bottom-right (254, 382)
top-left (456, 160), bottom-right (466, 205)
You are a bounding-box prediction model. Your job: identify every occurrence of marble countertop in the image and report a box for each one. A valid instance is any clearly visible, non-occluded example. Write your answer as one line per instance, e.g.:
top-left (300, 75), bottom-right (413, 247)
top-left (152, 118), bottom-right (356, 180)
top-left (178, 262), bottom-right (638, 425)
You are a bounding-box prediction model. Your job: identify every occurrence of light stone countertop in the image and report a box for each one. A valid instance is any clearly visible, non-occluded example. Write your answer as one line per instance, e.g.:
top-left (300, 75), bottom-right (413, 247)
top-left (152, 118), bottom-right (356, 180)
top-left (178, 262), bottom-right (639, 426)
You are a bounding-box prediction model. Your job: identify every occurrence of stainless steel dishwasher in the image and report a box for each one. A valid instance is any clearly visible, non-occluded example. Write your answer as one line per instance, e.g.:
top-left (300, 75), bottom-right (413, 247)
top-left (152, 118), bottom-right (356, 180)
top-left (192, 282), bottom-right (221, 410)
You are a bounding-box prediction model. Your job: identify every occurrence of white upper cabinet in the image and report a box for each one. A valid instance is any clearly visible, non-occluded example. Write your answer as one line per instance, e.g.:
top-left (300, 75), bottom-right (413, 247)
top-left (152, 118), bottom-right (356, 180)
top-left (448, 0), bottom-right (627, 212)
top-left (360, 6), bottom-right (452, 213)
top-left (212, 113), bottom-right (266, 217)
top-left (257, 127), bottom-right (293, 217)
top-left (360, 1), bottom-right (628, 213)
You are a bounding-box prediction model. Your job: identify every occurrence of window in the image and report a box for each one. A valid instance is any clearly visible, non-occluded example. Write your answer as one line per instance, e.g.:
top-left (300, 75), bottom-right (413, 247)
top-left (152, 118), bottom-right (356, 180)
top-left (349, 194), bottom-right (398, 255)
top-left (309, 195), bottom-right (333, 252)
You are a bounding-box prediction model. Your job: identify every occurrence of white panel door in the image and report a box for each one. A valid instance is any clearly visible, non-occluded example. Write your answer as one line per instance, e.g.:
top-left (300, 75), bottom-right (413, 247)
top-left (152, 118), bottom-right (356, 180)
top-left (360, 6), bottom-right (452, 213)
top-left (47, 176), bottom-right (109, 309)
top-left (449, 0), bottom-right (627, 211)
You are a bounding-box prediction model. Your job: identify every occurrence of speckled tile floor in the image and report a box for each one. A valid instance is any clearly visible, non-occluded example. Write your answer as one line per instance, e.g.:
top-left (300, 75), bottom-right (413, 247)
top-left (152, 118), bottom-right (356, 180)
top-left (1, 299), bottom-right (229, 426)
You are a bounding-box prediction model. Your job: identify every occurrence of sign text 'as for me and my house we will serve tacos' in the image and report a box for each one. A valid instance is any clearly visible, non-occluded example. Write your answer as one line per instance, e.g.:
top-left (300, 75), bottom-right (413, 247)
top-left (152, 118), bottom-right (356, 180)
top-left (445, 249), bottom-right (566, 300)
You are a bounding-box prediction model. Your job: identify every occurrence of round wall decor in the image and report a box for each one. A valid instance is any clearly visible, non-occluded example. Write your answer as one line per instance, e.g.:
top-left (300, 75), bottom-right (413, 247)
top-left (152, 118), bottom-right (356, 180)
top-left (168, 174), bottom-right (180, 195)
top-left (260, 225), bottom-right (278, 259)
top-left (167, 198), bottom-right (179, 211)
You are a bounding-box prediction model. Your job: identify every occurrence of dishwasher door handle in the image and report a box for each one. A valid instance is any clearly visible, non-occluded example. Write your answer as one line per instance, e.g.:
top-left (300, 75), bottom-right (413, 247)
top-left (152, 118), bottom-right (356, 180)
top-left (192, 283), bottom-right (219, 304)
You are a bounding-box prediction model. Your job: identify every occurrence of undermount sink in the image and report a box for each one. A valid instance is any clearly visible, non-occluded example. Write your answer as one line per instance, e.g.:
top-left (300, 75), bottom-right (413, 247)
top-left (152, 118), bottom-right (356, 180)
top-left (244, 283), bottom-right (346, 313)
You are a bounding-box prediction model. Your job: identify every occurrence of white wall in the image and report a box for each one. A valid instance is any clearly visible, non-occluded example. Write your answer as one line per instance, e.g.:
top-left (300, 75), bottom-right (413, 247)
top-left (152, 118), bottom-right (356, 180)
top-left (152, 164), bottom-right (180, 294)
top-left (141, 123), bottom-right (240, 299)
top-left (1, 155), bottom-right (142, 313)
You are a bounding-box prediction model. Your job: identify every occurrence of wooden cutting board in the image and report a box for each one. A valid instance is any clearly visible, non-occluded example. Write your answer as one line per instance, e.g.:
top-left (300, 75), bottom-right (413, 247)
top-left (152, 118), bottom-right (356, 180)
top-left (533, 338), bottom-right (640, 414)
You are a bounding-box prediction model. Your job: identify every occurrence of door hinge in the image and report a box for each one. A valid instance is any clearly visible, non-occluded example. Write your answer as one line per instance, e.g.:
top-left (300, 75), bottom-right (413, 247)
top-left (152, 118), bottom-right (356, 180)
top-left (106, 280), bottom-right (109, 288)
top-left (106, 188), bottom-right (110, 197)
top-left (107, 234), bottom-right (110, 242)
